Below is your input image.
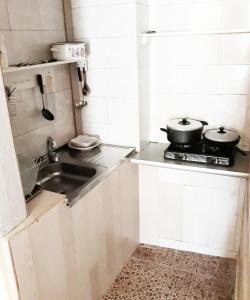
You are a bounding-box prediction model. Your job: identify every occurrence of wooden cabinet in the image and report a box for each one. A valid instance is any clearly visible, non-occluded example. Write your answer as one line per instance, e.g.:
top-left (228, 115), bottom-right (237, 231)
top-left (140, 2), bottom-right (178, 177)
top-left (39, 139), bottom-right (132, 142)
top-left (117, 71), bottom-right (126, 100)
top-left (139, 165), bottom-right (246, 258)
top-left (6, 161), bottom-right (139, 300)
top-left (0, 71), bottom-right (27, 236)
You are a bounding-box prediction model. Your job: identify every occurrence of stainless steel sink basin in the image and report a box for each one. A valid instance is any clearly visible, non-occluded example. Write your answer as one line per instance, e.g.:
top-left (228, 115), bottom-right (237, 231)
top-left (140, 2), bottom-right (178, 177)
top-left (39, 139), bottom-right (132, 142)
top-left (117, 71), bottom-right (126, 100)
top-left (37, 162), bottom-right (97, 195)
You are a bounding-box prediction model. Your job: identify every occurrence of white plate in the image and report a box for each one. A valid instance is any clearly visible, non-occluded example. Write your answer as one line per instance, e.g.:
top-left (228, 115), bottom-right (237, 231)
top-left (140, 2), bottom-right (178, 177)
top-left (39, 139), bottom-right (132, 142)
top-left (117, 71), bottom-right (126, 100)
top-left (70, 135), bottom-right (98, 148)
top-left (68, 141), bottom-right (102, 151)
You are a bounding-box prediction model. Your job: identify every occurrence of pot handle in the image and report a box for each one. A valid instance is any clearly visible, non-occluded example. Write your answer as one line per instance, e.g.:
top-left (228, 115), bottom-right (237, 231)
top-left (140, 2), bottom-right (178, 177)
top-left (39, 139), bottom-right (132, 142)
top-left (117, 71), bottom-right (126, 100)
top-left (200, 120), bottom-right (208, 126)
top-left (235, 146), bottom-right (247, 156)
top-left (160, 128), bottom-right (168, 133)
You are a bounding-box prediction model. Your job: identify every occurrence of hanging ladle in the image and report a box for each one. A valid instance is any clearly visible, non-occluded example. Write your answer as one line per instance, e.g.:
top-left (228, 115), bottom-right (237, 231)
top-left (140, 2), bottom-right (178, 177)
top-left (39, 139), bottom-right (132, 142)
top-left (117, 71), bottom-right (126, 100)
top-left (36, 74), bottom-right (54, 121)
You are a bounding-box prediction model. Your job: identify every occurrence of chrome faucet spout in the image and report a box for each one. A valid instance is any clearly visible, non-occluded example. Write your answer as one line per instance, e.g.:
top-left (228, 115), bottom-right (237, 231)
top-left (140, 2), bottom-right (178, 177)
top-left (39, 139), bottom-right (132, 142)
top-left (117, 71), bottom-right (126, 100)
top-left (47, 137), bottom-right (59, 163)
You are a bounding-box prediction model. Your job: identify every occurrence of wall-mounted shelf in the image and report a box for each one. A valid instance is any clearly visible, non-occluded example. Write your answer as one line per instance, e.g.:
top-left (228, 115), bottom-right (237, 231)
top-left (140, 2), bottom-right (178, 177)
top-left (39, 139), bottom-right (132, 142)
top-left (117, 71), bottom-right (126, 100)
top-left (2, 59), bottom-right (84, 74)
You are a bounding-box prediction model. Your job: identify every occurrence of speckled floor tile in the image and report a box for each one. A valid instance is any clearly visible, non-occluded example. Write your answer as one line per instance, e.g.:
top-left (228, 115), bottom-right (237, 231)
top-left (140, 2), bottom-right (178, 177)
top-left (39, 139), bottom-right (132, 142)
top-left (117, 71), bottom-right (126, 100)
top-left (102, 244), bottom-right (236, 300)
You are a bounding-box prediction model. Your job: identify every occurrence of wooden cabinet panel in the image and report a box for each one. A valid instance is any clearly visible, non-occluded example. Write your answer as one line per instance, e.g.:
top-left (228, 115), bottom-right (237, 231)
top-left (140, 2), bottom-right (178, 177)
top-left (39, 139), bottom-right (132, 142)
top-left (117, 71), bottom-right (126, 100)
top-left (8, 161), bottom-right (139, 300)
top-left (0, 71), bottom-right (27, 235)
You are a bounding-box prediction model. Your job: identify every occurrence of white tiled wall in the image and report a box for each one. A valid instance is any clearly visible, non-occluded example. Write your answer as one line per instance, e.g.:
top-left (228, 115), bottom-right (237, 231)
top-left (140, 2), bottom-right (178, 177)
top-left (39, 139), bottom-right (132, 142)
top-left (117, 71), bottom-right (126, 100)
top-left (149, 0), bottom-right (250, 149)
top-left (0, 0), bottom-right (75, 158)
top-left (71, 0), bottom-right (149, 149)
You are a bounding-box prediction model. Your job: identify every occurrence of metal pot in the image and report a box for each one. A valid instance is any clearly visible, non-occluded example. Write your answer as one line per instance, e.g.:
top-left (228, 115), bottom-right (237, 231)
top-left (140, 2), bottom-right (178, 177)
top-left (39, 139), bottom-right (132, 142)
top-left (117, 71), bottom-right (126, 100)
top-left (203, 127), bottom-right (240, 146)
top-left (203, 127), bottom-right (246, 156)
top-left (160, 118), bottom-right (208, 145)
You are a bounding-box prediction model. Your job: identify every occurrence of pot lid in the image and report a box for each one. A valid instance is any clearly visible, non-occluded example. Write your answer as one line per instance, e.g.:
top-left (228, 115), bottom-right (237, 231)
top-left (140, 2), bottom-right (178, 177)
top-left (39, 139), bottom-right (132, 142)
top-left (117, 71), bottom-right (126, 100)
top-left (167, 118), bottom-right (203, 132)
top-left (204, 127), bottom-right (240, 143)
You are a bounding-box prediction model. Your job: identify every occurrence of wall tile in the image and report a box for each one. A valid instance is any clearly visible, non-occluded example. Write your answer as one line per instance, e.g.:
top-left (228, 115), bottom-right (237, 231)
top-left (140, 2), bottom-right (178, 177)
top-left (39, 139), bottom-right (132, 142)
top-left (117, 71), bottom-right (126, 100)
top-left (14, 123), bottom-right (54, 157)
top-left (221, 0), bottom-right (250, 31)
top-left (150, 3), bottom-right (188, 32)
top-left (137, 39), bottom-right (150, 68)
top-left (0, 31), bottom-right (15, 65)
top-left (187, 1), bottom-right (221, 32)
top-left (151, 66), bottom-right (219, 95)
top-left (53, 89), bottom-right (75, 143)
top-left (107, 99), bottom-right (138, 124)
top-left (176, 66), bottom-right (219, 94)
top-left (87, 68), bottom-right (138, 98)
top-left (53, 65), bottom-right (72, 92)
top-left (136, 3), bottom-right (150, 33)
top-left (72, 4), bottom-right (136, 39)
top-left (11, 31), bottom-right (46, 64)
top-left (84, 37), bottom-right (137, 69)
top-left (0, 0), bottom-right (10, 30)
top-left (150, 1), bottom-right (221, 32)
top-left (14, 89), bottom-right (75, 158)
top-left (139, 93), bottom-right (151, 142)
top-left (9, 88), bottom-right (49, 137)
top-left (85, 69), bottom-right (109, 97)
top-left (71, 0), bottom-right (134, 8)
top-left (218, 34), bottom-right (250, 65)
top-left (152, 35), bottom-right (218, 66)
top-left (106, 68), bottom-right (138, 98)
top-left (106, 122), bottom-right (139, 147)
top-left (217, 66), bottom-right (250, 95)
top-left (7, 0), bottom-right (41, 30)
top-left (38, 0), bottom-right (65, 30)
top-left (82, 121), bottom-right (108, 142)
top-left (82, 97), bottom-right (108, 123)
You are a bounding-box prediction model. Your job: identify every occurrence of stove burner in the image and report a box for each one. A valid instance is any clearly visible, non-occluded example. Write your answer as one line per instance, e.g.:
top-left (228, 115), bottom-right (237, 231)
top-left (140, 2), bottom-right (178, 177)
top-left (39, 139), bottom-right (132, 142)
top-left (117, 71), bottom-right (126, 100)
top-left (164, 141), bottom-right (235, 166)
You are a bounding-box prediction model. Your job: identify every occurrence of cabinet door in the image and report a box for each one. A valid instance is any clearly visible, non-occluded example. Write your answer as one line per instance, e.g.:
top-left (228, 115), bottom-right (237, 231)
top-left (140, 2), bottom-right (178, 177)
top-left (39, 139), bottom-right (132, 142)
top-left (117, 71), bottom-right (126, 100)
top-left (139, 165), bottom-right (245, 258)
top-left (10, 203), bottom-right (73, 300)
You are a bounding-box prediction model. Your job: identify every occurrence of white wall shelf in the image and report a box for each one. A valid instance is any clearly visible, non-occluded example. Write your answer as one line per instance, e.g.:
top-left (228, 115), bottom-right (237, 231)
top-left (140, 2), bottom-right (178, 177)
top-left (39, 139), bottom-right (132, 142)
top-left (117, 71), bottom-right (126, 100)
top-left (2, 59), bottom-right (84, 74)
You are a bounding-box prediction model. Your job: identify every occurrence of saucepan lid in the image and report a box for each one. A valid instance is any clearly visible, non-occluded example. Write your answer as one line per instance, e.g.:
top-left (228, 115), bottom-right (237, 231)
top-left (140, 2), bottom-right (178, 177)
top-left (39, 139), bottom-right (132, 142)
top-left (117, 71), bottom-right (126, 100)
top-left (167, 118), bottom-right (206, 132)
top-left (204, 127), bottom-right (240, 143)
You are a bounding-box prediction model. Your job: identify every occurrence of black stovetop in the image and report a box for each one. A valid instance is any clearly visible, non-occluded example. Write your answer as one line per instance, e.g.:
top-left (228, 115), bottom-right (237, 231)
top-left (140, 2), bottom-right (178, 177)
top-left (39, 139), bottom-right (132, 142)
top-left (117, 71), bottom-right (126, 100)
top-left (165, 141), bottom-right (236, 166)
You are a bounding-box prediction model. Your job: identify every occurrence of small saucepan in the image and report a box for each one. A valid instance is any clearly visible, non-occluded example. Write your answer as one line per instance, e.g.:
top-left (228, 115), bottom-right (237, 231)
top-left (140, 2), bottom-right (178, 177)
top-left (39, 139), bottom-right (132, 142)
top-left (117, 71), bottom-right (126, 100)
top-left (203, 127), bottom-right (246, 156)
top-left (160, 118), bottom-right (208, 145)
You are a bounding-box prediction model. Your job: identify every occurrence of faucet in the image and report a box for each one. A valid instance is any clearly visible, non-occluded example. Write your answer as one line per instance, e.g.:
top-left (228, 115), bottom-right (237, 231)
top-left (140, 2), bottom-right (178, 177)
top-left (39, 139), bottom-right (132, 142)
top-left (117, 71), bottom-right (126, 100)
top-left (47, 137), bottom-right (59, 163)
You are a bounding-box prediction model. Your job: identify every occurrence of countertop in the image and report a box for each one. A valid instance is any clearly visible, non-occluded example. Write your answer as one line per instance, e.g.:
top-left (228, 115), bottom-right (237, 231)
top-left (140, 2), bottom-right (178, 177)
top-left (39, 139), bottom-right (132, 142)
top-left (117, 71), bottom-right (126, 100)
top-left (131, 142), bottom-right (249, 178)
top-left (59, 143), bottom-right (135, 169)
top-left (59, 144), bottom-right (135, 206)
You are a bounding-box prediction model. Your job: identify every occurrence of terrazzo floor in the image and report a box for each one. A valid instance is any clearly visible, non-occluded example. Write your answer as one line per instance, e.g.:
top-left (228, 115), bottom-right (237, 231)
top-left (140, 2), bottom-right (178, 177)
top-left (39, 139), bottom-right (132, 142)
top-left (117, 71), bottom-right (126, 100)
top-left (103, 244), bottom-right (236, 300)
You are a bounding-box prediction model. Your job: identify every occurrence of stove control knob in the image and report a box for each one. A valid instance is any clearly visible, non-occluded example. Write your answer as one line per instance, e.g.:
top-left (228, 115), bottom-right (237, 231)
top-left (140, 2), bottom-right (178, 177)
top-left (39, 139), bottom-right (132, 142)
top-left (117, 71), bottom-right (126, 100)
top-left (206, 157), bottom-right (216, 164)
top-left (175, 153), bottom-right (186, 160)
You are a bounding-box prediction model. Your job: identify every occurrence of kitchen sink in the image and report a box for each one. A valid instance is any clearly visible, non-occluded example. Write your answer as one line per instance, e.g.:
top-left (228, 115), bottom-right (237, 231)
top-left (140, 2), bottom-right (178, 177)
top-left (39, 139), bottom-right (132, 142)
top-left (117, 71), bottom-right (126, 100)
top-left (37, 162), bottom-right (97, 196)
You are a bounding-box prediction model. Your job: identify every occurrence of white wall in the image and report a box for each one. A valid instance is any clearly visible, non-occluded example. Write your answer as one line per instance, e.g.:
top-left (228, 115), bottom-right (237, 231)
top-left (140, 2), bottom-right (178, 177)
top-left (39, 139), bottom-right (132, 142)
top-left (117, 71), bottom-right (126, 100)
top-left (149, 0), bottom-right (250, 150)
top-left (136, 2), bottom-right (151, 147)
top-left (71, 0), bottom-right (149, 149)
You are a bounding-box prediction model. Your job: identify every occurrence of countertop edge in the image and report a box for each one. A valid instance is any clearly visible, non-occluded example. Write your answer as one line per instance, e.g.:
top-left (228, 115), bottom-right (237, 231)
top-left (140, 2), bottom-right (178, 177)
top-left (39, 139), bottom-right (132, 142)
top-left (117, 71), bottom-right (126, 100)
top-left (131, 158), bottom-right (249, 178)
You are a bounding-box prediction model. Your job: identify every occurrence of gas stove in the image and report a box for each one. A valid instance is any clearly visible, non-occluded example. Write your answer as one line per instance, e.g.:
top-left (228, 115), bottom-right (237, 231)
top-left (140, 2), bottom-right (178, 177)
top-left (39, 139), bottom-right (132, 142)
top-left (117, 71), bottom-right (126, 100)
top-left (164, 141), bottom-right (236, 166)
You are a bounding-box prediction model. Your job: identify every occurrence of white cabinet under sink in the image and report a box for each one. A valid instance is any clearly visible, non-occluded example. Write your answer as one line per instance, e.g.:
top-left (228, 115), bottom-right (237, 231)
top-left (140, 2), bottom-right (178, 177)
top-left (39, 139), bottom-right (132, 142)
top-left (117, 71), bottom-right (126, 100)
top-left (139, 165), bottom-right (247, 258)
